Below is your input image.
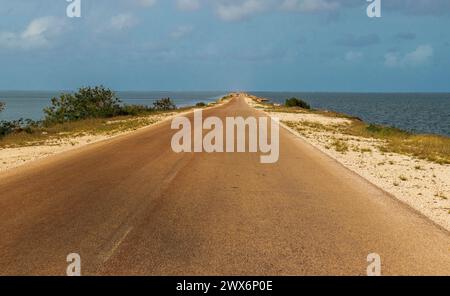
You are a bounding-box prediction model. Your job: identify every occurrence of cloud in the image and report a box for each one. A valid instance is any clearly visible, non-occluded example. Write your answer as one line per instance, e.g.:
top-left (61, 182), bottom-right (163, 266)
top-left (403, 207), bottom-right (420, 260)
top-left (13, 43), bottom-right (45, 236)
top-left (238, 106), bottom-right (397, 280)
top-left (170, 25), bottom-right (194, 38)
top-left (384, 45), bottom-right (433, 67)
top-left (335, 34), bottom-right (380, 47)
top-left (281, 0), bottom-right (340, 13)
top-left (177, 0), bottom-right (201, 11)
top-left (215, 0), bottom-right (267, 21)
top-left (110, 13), bottom-right (139, 30)
top-left (0, 16), bottom-right (66, 50)
top-left (345, 51), bottom-right (363, 62)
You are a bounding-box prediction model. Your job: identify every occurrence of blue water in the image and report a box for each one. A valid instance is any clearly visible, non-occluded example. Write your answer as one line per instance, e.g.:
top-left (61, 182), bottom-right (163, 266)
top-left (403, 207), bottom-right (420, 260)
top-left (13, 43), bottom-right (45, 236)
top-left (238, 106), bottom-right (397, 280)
top-left (0, 91), bottom-right (226, 122)
top-left (1, 91), bottom-right (449, 137)
top-left (249, 92), bottom-right (450, 137)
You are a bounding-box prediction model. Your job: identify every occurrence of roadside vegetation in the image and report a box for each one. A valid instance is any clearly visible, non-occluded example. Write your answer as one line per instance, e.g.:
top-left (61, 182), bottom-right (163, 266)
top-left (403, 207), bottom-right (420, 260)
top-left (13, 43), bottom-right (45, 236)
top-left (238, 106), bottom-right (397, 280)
top-left (285, 97), bottom-right (311, 109)
top-left (269, 97), bottom-right (450, 165)
top-left (0, 86), bottom-right (183, 148)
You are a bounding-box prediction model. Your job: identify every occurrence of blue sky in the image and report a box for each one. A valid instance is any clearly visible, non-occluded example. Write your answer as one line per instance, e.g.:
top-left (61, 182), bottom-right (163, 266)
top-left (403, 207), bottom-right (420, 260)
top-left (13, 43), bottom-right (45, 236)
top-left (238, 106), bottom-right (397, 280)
top-left (0, 0), bottom-right (449, 92)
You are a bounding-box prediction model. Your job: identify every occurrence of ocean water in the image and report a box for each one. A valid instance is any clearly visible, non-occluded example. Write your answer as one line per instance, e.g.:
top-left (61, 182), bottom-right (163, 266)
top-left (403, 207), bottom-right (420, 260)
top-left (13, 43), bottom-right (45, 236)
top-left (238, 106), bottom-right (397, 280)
top-left (0, 91), bottom-right (226, 122)
top-left (249, 92), bottom-right (450, 137)
top-left (1, 91), bottom-right (449, 137)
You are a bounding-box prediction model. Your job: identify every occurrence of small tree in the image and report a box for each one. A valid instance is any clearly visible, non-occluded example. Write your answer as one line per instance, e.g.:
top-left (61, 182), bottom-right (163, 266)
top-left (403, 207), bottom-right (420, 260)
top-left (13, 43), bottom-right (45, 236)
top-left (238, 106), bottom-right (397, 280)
top-left (44, 86), bottom-right (122, 123)
top-left (153, 98), bottom-right (176, 111)
top-left (0, 102), bottom-right (4, 113)
top-left (285, 97), bottom-right (311, 109)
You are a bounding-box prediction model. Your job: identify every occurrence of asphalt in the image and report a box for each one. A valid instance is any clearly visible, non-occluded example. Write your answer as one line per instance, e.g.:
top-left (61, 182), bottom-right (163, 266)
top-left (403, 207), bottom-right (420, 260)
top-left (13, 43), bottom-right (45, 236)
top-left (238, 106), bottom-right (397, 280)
top-left (0, 95), bottom-right (449, 275)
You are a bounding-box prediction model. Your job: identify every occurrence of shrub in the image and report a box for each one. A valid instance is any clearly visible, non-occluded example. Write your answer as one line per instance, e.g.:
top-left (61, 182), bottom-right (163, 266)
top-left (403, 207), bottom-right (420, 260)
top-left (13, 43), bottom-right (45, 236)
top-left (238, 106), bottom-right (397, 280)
top-left (0, 118), bottom-right (39, 137)
top-left (0, 104), bottom-right (38, 138)
top-left (196, 102), bottom-right (207, 107)
top-left (285, 97), bottom-right (311, 109)
top-left (153, 98), bottom-right (176, 111)
top-left (44, 86), bottom-right (122, 124)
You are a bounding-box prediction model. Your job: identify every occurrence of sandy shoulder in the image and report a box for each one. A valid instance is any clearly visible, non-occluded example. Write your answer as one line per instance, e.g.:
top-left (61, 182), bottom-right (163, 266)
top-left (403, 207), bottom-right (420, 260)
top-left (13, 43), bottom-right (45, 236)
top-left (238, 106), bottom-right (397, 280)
top-left (0, 98), bottom-right (231, 173)
top-left (0, 112), bottom-right (175, 172)
top-left (245, 96), bottom-right (450, 231)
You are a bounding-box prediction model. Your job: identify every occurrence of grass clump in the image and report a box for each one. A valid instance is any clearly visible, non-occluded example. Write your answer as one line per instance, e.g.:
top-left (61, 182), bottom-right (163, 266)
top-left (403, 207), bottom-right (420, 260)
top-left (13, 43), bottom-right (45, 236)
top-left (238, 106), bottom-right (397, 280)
top-left (399, 175), bottom-right (408, 181)
top-left (331, 139), bottom-right (349, 153)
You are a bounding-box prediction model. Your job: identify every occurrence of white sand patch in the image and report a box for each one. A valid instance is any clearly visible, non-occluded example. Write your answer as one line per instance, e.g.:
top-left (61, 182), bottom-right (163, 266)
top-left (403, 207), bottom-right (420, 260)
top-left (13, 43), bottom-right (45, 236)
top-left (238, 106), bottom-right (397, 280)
top-left (0, 135), bottom-right (110, 172)
top-left (271, 112), bottom-right (352, 126)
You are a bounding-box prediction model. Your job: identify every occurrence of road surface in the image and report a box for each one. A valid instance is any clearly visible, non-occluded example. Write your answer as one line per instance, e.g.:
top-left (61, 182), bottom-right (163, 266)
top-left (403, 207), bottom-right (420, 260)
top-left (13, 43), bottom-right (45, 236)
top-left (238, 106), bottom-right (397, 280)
top-left (0, 95), bottom-right (449, 275)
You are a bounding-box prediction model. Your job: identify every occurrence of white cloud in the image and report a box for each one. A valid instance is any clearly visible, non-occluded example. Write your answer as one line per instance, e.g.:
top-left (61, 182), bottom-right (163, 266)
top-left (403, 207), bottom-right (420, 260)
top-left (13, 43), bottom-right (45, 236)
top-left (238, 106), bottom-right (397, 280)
top-left (216, 0), bottom-right (267, 21)
top-left (110, 13), bottom-right (139, 30)
top-left (171, 25), bottom-right (194, 39)
top-left (0, 16), bottom-right (65, 50)
top-left (384, 45), bottom-right (433, 67)
top-left (177, 0), bottom-right (201, 11)
top-left (281, 0), bottom-right (340, 13)
top-left (404, 45), bottom-right (434, 66)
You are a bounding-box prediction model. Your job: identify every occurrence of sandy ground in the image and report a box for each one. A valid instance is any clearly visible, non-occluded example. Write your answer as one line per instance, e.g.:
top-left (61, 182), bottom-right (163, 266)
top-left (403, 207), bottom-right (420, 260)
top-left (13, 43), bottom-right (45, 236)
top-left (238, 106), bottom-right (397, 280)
top-left (0, 113), bottom-right (181, 172)
top-left (246, 96), bottom-right (450, 231)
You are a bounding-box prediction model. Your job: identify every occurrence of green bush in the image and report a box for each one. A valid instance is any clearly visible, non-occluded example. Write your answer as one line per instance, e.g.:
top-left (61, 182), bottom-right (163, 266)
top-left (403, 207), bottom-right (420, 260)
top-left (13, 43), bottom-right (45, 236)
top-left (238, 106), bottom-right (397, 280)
top-left (196, 102), bottom-right (207, 107)
top-left (285, 97), bottom-right (311, 109)
top-left (153, 98), bottom-right (176, 111)
top-left (44, 86), bottom-right (122, 124)
top-left (0, 102), bottom-right (4, 113)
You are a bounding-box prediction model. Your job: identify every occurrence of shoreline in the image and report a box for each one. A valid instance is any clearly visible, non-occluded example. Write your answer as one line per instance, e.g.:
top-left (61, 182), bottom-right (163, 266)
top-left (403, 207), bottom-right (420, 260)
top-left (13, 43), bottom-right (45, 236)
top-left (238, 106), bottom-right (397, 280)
top-left (245, 94), bottom-right (450, 231)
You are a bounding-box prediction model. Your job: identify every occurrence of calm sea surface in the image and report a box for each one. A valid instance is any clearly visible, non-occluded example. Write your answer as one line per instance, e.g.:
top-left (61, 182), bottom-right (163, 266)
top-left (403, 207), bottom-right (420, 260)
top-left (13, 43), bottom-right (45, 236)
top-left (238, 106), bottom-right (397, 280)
top-left (1, 91), bottom-right (449, 136)
top-left (250, 92), bottom-right (450, 137)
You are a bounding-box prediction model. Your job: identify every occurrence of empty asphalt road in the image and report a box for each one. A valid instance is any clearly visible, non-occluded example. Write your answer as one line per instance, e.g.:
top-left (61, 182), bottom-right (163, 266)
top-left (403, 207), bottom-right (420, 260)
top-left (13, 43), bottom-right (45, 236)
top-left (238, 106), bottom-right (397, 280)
top-left (0, 95), bottom-right (449, 275)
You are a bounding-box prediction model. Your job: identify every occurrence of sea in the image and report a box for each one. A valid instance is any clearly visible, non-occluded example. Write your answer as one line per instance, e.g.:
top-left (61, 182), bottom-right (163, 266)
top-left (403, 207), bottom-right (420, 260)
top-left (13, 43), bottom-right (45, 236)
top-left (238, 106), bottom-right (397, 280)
top-left (0, 91), bottom-right (449, 137)
top-left (250, 92), bottom-right (450, 137)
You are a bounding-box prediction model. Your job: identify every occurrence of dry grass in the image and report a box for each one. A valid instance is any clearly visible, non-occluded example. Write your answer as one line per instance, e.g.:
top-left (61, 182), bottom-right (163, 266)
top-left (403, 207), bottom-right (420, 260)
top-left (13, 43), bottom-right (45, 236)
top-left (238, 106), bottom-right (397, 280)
top-left (0, 109), bottom-right (187, 148)
top-left (341, 121), bottom-right (450, 164)
top-left (283, 109), bottom-right (450, 164)
top-left (331, 139), bottom-right (349, 153)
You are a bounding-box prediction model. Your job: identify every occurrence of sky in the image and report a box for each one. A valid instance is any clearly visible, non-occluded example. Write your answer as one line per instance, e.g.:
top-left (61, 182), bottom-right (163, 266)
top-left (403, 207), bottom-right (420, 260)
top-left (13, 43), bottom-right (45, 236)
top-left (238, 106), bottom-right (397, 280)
top-left (0, 0), bottom-right (449, 92)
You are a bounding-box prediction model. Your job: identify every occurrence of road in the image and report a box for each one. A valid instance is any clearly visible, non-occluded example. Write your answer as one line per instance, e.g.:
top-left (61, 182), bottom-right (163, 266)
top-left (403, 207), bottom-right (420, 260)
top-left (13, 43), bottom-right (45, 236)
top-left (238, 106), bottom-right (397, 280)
top-left (0, 95), bottom-right (449, 275)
